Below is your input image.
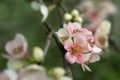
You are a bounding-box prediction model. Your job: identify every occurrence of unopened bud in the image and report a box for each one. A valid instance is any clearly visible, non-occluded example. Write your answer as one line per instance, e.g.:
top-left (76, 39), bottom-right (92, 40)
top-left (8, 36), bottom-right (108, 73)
top-left (52, 67), bottom-right (65, 78)
top-left (74, 16), bottom-right (83, 23)
top-left (33, 47), bottom-right (44, 62)
top-left (71, 9), bottom-right (79, 17)
top-left (64, 13), bottom-right (72, 21)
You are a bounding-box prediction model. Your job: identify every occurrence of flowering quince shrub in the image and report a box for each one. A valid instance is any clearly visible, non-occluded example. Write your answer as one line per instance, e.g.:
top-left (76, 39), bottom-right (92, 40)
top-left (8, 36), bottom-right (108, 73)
top-left (0, 0), bottom-right (117, 80)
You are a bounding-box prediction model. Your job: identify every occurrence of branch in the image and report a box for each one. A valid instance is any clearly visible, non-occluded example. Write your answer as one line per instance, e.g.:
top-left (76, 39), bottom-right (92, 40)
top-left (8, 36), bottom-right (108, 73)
top-left (43, 21), bottom-right (75, 80)
top-left (53, 0), bottom-right (67, 13)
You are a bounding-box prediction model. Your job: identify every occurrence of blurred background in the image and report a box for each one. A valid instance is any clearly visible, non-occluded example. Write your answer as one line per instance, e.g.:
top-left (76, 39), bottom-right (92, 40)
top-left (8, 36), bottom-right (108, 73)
top-left (0, 0), bottom-right (120, 80)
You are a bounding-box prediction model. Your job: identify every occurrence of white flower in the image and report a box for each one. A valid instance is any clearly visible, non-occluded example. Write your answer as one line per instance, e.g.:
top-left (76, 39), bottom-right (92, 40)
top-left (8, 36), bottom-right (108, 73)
top-left (56, 24), bottom-right (71, 44)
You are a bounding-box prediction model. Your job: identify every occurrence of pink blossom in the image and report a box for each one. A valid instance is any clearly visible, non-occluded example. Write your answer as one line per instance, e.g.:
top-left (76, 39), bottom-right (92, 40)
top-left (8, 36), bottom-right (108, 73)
top-left (17, 64), bottom-right (48, 80)
top-left (64, 33), bottom-right (90, 64)
top-left (94, 26), bottom-right (109, 48)
top-left (5, 33), bottom-right (28, 59)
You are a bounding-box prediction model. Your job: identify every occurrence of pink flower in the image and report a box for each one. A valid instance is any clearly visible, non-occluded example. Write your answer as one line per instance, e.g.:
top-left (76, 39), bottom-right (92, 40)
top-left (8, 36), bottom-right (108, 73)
top-left (64, 33), bottom-right (90, 64)
top-left (94, 25), bottom-right (109, 48)
top-left (5, 33), bottom-right (28, 59)
top-left (17, 64), bottom-right (48, 80)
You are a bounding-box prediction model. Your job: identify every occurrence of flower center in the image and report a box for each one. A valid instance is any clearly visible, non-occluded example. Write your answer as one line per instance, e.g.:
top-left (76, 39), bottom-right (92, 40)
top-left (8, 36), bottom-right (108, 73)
top-left (98, 36), bottom-right (106, 46)
top-left (60, 36), bottom-right (69, 43)
top-left (71, 45), bottom-right (82, 55)
top-left (73, 29), bottom-right (80, 33)
top-left (13, 45), bottom-right (23, 54)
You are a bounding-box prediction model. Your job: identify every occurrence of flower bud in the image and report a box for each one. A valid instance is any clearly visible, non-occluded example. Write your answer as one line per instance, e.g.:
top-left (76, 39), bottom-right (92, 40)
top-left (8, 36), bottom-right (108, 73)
top-left (33, 47), bottom-right (44, 62)
top-left (71, 9), bottom-right (79, 17)
top-left (52, 67), bottom-right (65, 78)
top-left (64, 13), bottom-right (72, 21)
top-left (74, 16), bottom-right (83, 23)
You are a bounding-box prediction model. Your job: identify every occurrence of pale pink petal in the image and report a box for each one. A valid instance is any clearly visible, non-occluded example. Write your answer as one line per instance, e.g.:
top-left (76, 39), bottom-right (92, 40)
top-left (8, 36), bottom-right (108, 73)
top-left (65, 52), bottom-right (75, 64)
top-left (64, 39), bottom-right (73, 51)
top-left (15, 33), bottom-right (28, 54)
top-left (67, 22), bottom-right (74, 34)
top-left (75, 54), bottom-right (90, 64)
top-left (89, 54), bottom-right (100, 63)
top-left (72, 22), bottom-right (81, 30)
top-left (5, 42), bottom-right (15, 55)
top-left (80, 28), bottom-right (94, 42)
top-left (73, 33), bottom-right (90, 52)
top-left (91, 45), bottom-right (102, 53)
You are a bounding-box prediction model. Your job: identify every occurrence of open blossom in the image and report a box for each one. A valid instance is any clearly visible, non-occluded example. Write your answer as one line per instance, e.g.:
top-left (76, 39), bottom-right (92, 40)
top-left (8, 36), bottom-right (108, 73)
top-left (17, 64), bottom-right (48, 80)
top-left (5, 33), bottom-right (28, 59)
top-left (94, 20), bottom-right (111, 48)
top-left (64, 34), bottom-right (91, 64)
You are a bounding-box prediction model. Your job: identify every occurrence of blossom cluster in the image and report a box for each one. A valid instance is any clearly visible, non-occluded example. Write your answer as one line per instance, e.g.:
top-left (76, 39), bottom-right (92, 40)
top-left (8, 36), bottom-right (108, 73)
top-left (56, 22), bottom-right (102, 71)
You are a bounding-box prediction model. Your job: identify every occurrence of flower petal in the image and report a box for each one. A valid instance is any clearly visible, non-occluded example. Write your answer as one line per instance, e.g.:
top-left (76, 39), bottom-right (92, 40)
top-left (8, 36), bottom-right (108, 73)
top-left (89, 53), bottom-right (100, 63)
top-left (73, 33), bottom-right (90, 52)
top-left (65, 52), bottom-right (75, 64)
top-left (75, 54), bottom-right (90, 64)
top-left (72, 22), bottom-right (81, 30)
top-left (40, 4), bottom-right (48, 22)
top-left (91, 45), bottom-right (102, 53)
top-left (67, 22), bottom-right (74, 34)
top-left (64, 39), bottom-right (73, 51)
